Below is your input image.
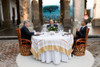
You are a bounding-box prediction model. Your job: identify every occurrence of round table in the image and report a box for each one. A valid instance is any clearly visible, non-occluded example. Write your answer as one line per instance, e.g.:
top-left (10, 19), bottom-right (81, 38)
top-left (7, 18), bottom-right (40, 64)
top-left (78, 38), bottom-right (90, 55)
top-left (31, 32), bottom-right (74, 64)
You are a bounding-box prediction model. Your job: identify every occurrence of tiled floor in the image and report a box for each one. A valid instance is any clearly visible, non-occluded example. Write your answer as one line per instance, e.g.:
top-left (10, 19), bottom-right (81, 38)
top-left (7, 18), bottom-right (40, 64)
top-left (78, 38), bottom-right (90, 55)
top-left (87, 38), bottom-right (100, 67)
top-left (0, 40), bottom-right (19, 67)
top-left (0, 38), bottom-right (100, 67)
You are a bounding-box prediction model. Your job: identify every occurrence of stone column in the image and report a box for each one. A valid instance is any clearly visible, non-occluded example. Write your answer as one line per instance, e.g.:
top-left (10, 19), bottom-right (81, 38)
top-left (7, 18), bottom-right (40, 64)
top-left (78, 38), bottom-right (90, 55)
top-left (60, 0), bottom-right (64, 24)
top-left (72, 0), bottom-right (84, 35)
top-left (2, 0), bottom-right (11, 28)
top-left (16, 0), bottom-right (21, 25)
top-left (39, 0), bottom-right (43, 25)
top-left (63, 0), bottom-right (71, 31)
top-left (19, 0), bottom-right (33, 31)
top-left (32, 0), bottom-right (41, 31)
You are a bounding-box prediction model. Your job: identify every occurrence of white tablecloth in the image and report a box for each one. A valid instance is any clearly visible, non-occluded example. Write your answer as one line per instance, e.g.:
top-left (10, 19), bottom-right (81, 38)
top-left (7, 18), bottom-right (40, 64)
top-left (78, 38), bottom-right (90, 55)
top-left (31, 32), bottom-right (74, 64)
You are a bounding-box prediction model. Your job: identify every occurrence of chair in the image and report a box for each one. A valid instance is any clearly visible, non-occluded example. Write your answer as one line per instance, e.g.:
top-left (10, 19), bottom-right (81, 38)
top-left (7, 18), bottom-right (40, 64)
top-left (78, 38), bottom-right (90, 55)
top-left (73, 28), bottom-right (90, 56)
top-left (16, 28), bottom-right (32, 56)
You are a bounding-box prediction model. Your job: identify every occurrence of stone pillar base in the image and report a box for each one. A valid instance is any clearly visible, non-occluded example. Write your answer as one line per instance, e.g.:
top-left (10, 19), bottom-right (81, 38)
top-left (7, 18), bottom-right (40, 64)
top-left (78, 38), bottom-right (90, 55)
top-left (63, 19), bottom-right (72, 32)
top-left (2, 20), bottom-right (11, 29)
top-left (92, 19), bottom-right (100, 27)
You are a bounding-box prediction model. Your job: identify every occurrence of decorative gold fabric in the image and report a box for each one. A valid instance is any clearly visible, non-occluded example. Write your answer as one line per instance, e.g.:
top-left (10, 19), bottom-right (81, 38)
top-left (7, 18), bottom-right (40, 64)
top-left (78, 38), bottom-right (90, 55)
top-left (31, 45), bottom-right (72, 59)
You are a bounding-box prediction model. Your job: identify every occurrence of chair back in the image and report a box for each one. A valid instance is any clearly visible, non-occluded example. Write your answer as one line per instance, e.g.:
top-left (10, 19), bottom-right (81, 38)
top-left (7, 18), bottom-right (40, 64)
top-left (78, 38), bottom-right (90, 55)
top-left (85, 28), bottom-right (90, 41)
top-left (84, 28), bottom-right (90, 49)
top-left (16, 28), bottom-right (22, 46)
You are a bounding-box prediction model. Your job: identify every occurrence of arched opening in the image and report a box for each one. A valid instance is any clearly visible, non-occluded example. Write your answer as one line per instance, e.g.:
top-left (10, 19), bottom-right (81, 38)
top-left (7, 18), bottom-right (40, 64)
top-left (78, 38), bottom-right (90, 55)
top-left (42, 0), bottom-right (61, 23)
top-left (42, 0), bottom-right (73, 24)
top-left (38, 0), bottom-right (73, 31)
top-left (32, 0), bottom-right (72, 31)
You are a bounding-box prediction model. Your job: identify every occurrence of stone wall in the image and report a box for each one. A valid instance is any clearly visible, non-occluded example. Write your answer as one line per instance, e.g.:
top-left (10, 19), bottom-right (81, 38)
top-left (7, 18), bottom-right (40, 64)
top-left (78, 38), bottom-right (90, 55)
top-left (92, 0), bottom-right (100, 27)
top-left (92, 19), bottom-right (100, 26)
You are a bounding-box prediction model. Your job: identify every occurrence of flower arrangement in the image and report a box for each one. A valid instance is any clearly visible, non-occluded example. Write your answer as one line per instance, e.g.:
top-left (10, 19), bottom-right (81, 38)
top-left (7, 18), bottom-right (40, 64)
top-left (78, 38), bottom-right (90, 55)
top-left (48, 26), bottom-right (58, 31)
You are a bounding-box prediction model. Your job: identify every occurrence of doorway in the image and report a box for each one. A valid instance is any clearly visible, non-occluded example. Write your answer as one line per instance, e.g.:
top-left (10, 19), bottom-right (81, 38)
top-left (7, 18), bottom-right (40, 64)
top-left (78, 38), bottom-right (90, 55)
top-left (12, 7), bottom-right (15, 24)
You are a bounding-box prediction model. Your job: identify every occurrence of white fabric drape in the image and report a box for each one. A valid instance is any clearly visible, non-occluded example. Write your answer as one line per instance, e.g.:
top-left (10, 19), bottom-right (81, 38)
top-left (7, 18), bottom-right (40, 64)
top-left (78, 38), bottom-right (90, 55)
top-left (31, 33), bottom-right (73, 64)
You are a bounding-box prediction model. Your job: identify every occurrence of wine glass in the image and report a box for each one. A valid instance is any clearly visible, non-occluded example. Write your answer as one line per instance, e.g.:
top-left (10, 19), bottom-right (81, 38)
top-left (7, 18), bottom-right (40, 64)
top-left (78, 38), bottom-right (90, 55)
top-left (68, 29), bottom-right (71, 33)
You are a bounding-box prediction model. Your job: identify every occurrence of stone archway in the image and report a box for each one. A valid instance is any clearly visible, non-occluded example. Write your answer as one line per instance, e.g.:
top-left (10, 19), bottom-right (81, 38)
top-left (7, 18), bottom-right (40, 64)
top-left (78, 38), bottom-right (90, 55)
top-left (32, 0), bottom-right (71, 31)
top-left (18, 0), bottom-right (72, 31)
top-left (18, 0), bottom-right (86, 33)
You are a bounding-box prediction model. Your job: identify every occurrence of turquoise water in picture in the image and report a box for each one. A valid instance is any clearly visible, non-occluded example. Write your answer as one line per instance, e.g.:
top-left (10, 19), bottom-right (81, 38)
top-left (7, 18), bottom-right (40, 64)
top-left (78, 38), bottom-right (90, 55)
top-left (43, 5), bottom-right (60, 21)
top-left (43, 5), bottom-right (73, 21)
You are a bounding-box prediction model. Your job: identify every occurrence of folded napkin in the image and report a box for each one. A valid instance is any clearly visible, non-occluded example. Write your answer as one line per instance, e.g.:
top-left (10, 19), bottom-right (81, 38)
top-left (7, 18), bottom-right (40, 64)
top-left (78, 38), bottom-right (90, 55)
top-left (63, 32), bottom-right (71, 36)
